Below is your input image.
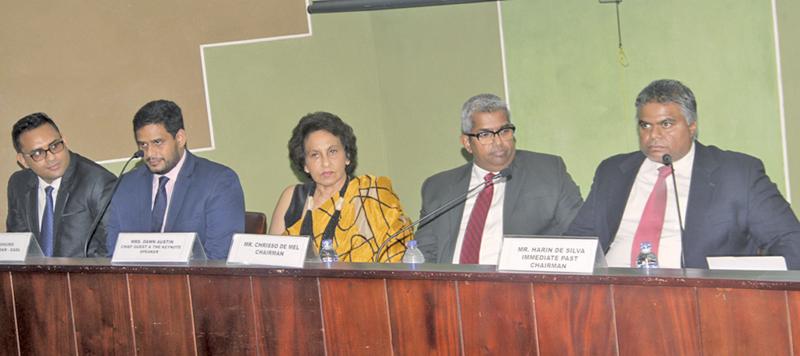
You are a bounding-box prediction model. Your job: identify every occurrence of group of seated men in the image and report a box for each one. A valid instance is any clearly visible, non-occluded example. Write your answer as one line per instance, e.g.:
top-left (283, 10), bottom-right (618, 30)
top-left (7, 79), bottom-right (800, 268)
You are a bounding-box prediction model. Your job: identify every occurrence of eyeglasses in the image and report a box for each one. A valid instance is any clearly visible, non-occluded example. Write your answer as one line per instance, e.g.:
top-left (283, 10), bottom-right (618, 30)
top-left (24, 139), bottom-right (65, 162)
top-left (464, 125), bottom-right (516, 144)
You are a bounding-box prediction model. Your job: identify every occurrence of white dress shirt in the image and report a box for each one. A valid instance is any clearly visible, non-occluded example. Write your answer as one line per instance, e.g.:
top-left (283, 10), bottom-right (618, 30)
top-left (452, 164), bottom-right (507, 265)
top-left (606, 143), bottom-right (695, 268)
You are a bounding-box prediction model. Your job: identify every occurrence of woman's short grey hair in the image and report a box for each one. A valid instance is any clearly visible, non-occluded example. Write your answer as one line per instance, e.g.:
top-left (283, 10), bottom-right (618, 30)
top-left (635, 79), bottom-right (697, 125)
top-left (461, 93), bottom-right (511, 133)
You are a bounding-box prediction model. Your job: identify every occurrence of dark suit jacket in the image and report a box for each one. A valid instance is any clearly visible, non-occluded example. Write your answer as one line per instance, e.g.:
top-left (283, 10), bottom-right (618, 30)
top-left (415, 150), bottom-right (583, 263)
top-left (567, 142), bottom-right (800, 269)
top-left (6, 152), bottom-right (116, 257)
top-left (105, 151), bottom-right (245, 259)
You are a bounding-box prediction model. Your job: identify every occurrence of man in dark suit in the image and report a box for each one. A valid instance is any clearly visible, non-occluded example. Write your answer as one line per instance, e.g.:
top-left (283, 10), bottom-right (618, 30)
top-left (415, 94), bottom-right (583, 264)
top-left (105, 100), bottom-right (245, 259)
top-left (567, 79), bottom-right (800, 269)
top-left (7, 113), bottom-right (116, 257)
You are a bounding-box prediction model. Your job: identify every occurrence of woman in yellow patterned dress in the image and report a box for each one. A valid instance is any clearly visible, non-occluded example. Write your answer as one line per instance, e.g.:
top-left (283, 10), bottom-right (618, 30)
top-left (269, 112), bottom-right (413, 262)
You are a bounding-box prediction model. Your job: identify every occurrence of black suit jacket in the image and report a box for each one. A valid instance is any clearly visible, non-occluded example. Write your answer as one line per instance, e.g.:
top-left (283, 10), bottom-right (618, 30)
top-left (567, 142), bottom-right (800, 269)
top-left (415, 150), bottom-right (583, 263)
top-left (6, 152), bottom-right (116, 257)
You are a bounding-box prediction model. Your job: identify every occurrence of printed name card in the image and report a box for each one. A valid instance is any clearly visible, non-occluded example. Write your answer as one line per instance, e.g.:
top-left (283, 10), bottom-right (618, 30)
top-left (0, 233), bottom-right (39, 262)
top-left (112, 233), bottom-right (201, 263)
top-left (227, 234), bottom-right (310, 268)
top-left (707, 256), bottom-right (787, 271)
top-left (498, 236), bottom-right (599, 273)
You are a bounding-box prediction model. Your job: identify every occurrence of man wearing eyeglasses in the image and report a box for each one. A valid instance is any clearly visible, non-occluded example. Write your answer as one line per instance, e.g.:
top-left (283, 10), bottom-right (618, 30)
top-left (415, 93), bottom-right (583, 264)
top-left (7, 113), bottom-right (116, 257)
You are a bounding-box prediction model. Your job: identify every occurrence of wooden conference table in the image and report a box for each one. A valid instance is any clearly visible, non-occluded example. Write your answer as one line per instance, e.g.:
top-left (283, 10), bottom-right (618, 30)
top-left (0, 258), bottom-right (799, 355)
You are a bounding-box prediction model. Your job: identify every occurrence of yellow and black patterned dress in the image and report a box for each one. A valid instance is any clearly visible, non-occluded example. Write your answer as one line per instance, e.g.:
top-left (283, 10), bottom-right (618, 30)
top-left (284, 175), bottom-right (413, 262)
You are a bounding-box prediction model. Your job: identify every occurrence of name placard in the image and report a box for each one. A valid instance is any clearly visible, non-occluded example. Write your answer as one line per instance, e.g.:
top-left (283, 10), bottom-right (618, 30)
top-left (227, 234), bottom-right (309, 268)
top-left (498, 236), bottom-right (600, 273)
top-left (707, 256), bottom-right (787, 271)
top-left (0, 233), bottom-right (38, 262)
top-left (112, 233), bottom-right (200, 263)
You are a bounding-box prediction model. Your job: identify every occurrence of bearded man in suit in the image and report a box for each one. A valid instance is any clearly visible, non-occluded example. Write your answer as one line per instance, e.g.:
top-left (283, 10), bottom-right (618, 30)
top-left (105, 100), bottom-right (245, 259)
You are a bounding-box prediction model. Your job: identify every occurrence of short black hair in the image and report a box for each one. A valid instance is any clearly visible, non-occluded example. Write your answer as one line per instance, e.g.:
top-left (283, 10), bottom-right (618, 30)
top-left (12, 112), bottom-right (61, 153)
top-left (288, 112), bottom-right (358, 179)
top-left (133, 100), bottom-right (184, 137)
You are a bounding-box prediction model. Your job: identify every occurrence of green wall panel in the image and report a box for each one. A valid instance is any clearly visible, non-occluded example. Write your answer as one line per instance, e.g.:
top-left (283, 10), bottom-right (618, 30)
top-left (502, 0), bottom-right (787, 197)
top-left (777, 0), bottom-right (800, 205)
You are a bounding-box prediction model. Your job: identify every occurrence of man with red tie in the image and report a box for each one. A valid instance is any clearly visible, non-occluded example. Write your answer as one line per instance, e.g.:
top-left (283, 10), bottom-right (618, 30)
top-left (567, 79), bottom-right (800, 268)
top-left (415, 93), bottom-right (583, 264)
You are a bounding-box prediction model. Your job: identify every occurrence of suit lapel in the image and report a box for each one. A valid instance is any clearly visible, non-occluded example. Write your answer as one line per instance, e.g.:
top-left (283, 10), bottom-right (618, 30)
top-left (440, 164), bottom-right (471, 263)
top-left (52, 153), bottom-right (78, 246)
top-left (52, 190), bottom-right (69, 245)
top-left (606, 153), bottom-right (645, 239)
top-left (138, 167), bottom-right (156, 229)
top-left (164, 152), bottom-right (195, 232)
top-left (502, 156), bottom-right (522, 230)
top-left (24, 179), bottom-right (39, 237)
top-left (684, 142), bottom-right (717, 242)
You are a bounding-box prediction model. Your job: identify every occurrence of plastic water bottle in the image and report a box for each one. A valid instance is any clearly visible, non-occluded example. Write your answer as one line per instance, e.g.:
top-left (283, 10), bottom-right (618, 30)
top-left (636, 242), bottom-right (659, 268)
top-left (402, 240), bottom-right (426, 264)
top-left (319, 240), bottom-right (338, 263)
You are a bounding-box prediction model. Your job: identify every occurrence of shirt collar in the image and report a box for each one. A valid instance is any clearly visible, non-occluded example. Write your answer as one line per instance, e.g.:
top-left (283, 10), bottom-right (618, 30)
top-left (38, 176), bottom-right (62, 191)
top-left (672, 141), bottom-right (696, 172)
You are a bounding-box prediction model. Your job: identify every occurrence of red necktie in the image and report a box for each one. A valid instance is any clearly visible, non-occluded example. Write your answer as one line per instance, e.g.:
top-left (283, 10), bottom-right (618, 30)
top-left (460, 173), bottom-right (495, 264)
top-left (630, 166), bottom-right (672, 266)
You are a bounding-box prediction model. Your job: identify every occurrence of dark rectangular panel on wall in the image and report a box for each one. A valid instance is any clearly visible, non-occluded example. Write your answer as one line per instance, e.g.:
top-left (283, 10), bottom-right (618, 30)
top-left (386, 279), bottom-right (460, 355)
top-left (13, 272), bottom-right (75, 355)
top-left (697, 288), bottom-right (791, 355)
top-left (319, 278), bottom-right (392, 355)
top-left (69, 273), bottom-right (134, 354)
top-left (458, 281), bottom-right (537, 355)
top-left (0, 272), bottom-right (17, 354)
top-left (128, 274), bottom-right (195, 355)
top-left (252, 276), bottom-right (325, 355)
top-left (533, 283), bottom-right (617, 355)
top-left (190, 275), bottom-right (257, 356)
top-left (613, 285), bottom-right (700, 355)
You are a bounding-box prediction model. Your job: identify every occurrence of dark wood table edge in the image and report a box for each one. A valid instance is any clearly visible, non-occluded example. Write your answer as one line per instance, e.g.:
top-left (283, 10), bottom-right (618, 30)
top-left (1, 258), bottom-right (799, 290)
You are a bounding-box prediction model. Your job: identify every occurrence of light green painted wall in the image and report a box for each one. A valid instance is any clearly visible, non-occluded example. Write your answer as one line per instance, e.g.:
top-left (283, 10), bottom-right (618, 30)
top-left (502, 0), bottom-right (786, 197)
top-left (202, 13), bottom-right (392, 218)
top-left (196, 3), bottom-right (503, 220)
top-left (369, 3), bottom-right (505, 218)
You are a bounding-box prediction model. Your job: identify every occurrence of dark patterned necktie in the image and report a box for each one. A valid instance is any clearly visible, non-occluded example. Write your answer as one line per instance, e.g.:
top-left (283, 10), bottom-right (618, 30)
top-left (41, 185), bottom-right (54, 256)
top-left (151, 176), bottom-right (170, 232)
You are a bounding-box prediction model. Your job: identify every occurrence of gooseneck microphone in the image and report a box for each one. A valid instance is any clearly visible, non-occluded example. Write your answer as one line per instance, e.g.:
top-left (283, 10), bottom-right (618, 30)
top-left (372, 167), bottom-right (512, 262)
top-left (662, 154), bottom-right (686, 267)
top-left (83, 150), bottom-right (144, 257)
